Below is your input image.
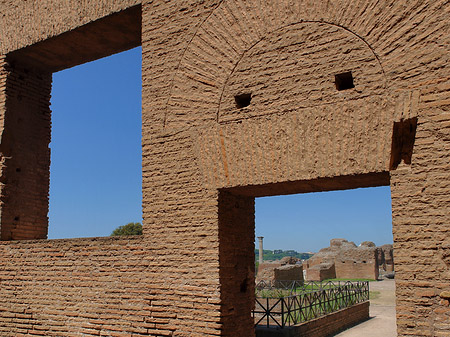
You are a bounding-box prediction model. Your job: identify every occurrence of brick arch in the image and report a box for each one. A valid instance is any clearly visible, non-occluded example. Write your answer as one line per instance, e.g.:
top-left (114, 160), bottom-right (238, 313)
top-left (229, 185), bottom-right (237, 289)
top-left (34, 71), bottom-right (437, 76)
top-left (165, 0), bottom-right (387, 129)
top-left (217, 21), bottom-right (387, 123)
top-left (183, 20), bottom-right (397, 191)
top-left (163, 0), bottom-right (447, 130)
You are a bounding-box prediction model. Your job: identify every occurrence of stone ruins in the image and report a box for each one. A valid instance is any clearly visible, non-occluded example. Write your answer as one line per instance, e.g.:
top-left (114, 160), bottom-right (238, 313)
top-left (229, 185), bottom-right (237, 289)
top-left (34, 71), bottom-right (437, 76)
top-left (305, 239), bottom-right (394, 281)
top-left (0, 1), bottom-right (448, 336)
top-left (257, 256), bottom-right (304, 285)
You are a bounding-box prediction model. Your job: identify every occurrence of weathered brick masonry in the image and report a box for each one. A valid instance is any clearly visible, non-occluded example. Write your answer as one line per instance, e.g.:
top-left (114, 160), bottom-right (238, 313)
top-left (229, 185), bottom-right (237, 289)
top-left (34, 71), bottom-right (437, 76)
top-left (0, 1), bottom-right (449, 336)
top-left (0, 58), bottom-right (51, 241)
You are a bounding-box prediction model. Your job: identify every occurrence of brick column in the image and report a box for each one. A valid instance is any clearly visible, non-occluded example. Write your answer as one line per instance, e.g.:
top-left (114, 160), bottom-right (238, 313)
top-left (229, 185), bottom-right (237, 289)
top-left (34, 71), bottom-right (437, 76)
top-left (390, 78), bottom-right (450, 336)
top-left (0, 57), bottom-right (51, 240)
top-left (219, 191), bottom-right (255, 336)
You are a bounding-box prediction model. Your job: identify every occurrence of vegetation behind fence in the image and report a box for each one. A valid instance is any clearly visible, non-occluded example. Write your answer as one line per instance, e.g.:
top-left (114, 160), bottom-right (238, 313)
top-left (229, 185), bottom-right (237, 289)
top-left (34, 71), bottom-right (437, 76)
top-left (253, 280), bottom-right (369, 328)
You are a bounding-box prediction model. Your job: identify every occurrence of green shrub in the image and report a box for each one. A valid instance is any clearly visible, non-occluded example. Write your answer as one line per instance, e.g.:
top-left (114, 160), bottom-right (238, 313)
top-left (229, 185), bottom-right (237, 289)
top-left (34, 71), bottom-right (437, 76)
top-left (111, 222), bottom-right (143, 236)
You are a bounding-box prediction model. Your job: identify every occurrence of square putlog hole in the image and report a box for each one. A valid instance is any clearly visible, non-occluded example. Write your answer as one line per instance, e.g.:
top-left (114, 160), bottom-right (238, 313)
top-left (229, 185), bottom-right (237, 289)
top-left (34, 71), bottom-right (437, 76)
top-left (335, 72), bottom-right (355, 91)
top-left (235, 93), bottom-right (252, 109)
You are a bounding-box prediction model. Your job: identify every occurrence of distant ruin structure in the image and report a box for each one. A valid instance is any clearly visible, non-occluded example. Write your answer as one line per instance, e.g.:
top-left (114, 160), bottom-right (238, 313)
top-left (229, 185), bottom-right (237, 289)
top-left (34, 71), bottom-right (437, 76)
top-left (257, 257), bottom-right (303, 285)
top-left (0, 1), bottom-right (448, 336)
top-left (305, 239), bottom-right (393, 281)
top-left (378, 244), bottom-right (395, 274)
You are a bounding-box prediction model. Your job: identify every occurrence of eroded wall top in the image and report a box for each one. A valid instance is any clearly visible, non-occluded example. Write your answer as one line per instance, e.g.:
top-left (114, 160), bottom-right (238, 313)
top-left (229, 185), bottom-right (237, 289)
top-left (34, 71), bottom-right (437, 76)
top-left (0, 0), bottom-right (141, 55)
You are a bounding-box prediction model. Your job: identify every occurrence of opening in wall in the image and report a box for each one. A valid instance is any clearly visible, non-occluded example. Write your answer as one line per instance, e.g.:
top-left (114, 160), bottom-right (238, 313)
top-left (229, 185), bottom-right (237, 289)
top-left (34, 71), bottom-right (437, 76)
top-left (255, 187), bottom-right (393, 265)
top-left (0, 5), bottom-right (142, 241)
top-left (48, 47), bottom-right (143, 239)
top-left (335, 71), bottom-right (354, 91)
top-left (253, 186), bottom-right (396, 335)
top-left (235, 93), bottom-right (252, 108)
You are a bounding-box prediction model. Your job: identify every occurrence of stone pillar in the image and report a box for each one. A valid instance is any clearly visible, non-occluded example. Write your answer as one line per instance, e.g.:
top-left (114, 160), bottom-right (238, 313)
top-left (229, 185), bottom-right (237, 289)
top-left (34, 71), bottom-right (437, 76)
top-left (257, 236), bottom-right (264, 265)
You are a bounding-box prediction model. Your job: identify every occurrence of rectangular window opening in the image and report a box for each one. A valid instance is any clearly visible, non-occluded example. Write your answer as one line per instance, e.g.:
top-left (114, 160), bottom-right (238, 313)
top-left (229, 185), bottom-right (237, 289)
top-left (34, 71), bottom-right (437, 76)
top-left (0, 5), bottom-right (142, 241)
top-left (48, 47), bottom-right (143, 239)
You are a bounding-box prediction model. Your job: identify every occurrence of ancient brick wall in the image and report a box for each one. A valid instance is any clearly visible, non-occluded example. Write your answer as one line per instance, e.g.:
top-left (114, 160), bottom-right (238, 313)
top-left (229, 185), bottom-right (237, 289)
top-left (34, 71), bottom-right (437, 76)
top-left (305, 240), bottom-right (380, 280)
top-left (273, 265), bottom-right (303, 283)
top-left (257, 262), bottom-right (283, 277)
top-left (0, 59), bottom-right (51, 240)
top-left (257, 263), bottom-right (303, 284)
top-left (0, 0), bottom-right (141, 55)
top-left (335, 260), bottom-right (378, 281)
top-left (306, 264), bottom-right (336, 282)
top-left (335, 245), bottom-right (379, 280)
top-left (0, 1), bottom-right (449, 336)
top-left (377, 244), bottom-right (395, 273)
top-left (0, 237), bottom-right (157, 336)
top-left (390, 76), bottom-right (450, 336)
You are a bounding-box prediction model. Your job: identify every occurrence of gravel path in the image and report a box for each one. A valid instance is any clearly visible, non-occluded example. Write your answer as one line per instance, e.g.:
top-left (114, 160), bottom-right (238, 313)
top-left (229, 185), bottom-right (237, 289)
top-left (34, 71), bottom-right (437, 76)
top-left (334, 279), bottom-right (397, 337)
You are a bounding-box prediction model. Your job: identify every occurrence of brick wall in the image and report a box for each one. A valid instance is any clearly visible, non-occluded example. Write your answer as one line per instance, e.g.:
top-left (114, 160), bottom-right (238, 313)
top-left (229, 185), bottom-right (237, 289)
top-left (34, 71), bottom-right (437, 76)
top-left (219, 191), bottom-right (255, 336)
top-left (0, 0), bottom-right (141, 55)
top-left (0, 58), bottom-right (51, 240)
top-left (335, 260), bottom-right (378, 280)
top-left (335, 248), bottom-right (379, 280)
top-left (0, 237), bottom-right (172, 336)
top-left (390, 76), bottom-right (450, 336)
top-left (257, 262), bottom-right (282, 277)
top-left (0, 1), bottom-right (448, 336)
top-left (273, 265), bottom-right (303, 283)
top-left (306, 264), bottom-right (336, 282)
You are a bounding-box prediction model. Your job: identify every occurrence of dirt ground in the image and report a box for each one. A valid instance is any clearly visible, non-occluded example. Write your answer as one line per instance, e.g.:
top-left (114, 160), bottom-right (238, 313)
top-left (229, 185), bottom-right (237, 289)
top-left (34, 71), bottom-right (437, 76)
top-left (334, 279), bottom-right (397, 337)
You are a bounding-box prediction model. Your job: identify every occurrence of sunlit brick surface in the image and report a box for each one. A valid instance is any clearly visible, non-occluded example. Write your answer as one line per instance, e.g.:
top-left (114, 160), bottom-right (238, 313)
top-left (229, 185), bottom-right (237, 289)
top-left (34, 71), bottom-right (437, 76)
top-left (0, 1), bottom-right (449, 336)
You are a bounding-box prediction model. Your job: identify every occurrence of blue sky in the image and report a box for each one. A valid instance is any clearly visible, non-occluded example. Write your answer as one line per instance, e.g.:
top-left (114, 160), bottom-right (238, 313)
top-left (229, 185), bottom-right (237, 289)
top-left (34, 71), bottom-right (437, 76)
top-left (49, 46), bottom-right (393, 252)
top-left (49, 47), bottom-right (143, 239)
top-left (255, 187), bottom-right (393, 253)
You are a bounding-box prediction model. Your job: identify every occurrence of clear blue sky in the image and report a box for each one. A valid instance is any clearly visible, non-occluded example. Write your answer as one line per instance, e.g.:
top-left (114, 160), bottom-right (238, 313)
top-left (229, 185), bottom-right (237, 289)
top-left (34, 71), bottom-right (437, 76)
top-left (255, 187), bottom-right (393, 253)
top-left (49, 47), bottom-right (143, 239)
top-left (49, 46), bottom-right (393, 252)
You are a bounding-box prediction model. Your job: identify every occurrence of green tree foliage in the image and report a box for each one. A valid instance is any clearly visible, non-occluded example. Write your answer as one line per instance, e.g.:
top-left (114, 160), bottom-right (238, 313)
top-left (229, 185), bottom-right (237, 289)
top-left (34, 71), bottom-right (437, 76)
top-left (255, 249), bottom-right (313, 262)
top-left (111, 222), bottom-right (143, 236)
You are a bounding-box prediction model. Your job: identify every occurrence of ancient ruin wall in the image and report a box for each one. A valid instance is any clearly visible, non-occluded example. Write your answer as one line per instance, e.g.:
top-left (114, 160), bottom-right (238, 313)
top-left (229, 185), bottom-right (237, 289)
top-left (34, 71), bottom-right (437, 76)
top-left (0, 1), bottom-right (449, 336)
top-left (0, 58), bottom-right (51, 240)
top-left (335, 260), bottom-right (378, 280)
top-left (0, 0), bottom-right (141, 55)
top-left (305, 240), bottom-right (380, 280)
top-left (307, 264), bottom-right (337, 282)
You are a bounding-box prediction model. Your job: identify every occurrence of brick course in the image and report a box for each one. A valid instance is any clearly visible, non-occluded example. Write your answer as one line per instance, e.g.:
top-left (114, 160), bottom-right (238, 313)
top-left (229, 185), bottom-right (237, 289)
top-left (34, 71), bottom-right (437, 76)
top-left (0, 1), bottom-right (449, 336)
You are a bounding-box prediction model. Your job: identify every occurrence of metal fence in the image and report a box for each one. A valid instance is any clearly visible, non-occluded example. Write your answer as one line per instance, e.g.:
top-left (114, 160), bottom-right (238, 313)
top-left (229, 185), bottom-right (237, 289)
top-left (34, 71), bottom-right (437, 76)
top-left (253, 281), bottom-right (369, 328)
